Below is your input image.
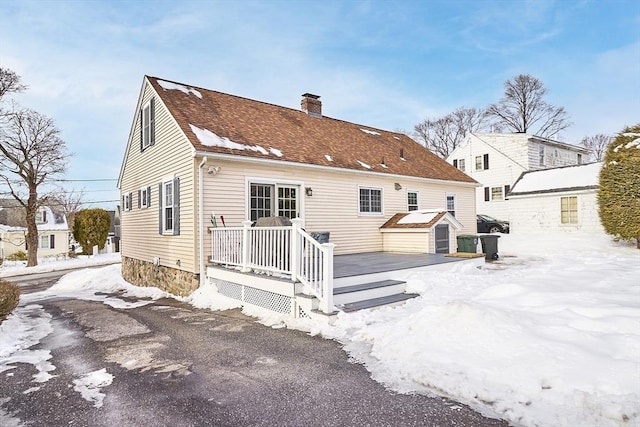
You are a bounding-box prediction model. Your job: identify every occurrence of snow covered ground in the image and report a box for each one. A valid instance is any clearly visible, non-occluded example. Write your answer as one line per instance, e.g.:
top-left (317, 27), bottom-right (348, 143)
top-left (1, 234), bottom-right (638, 426)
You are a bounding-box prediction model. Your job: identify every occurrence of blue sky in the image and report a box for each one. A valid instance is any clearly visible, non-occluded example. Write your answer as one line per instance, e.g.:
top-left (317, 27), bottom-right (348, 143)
top-left (1, 0), bottom-right (638, 209)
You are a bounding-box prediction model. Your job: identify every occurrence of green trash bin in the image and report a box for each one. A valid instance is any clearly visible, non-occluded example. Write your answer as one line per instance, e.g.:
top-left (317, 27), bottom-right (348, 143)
top-left (457, 235), bottom-right (478, 253)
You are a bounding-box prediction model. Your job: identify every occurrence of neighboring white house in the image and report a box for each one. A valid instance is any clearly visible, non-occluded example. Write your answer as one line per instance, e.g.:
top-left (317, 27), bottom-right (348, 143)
top-left (507, 162), bottom-right (604, 234)
top-left (0, 205), bottom-right (70, 259)
top-left (446, 133), bottom-right (590, 221)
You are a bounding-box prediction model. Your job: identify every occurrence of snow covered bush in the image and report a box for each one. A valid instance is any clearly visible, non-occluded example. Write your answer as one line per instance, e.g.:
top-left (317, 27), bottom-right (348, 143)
top-left (0, 279), bottom-right (20, 322)
top-left (598, 123), bottom-right (640, 248)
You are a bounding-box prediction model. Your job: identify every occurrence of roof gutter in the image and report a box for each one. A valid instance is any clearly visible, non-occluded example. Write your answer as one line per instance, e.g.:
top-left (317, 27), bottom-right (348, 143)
top-left (192, 150), bottom-right (480, 188)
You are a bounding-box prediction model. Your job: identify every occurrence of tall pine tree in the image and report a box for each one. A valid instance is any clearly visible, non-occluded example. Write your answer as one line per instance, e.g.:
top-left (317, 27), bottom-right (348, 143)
top-left (598, 124), bottom-right (640, 248)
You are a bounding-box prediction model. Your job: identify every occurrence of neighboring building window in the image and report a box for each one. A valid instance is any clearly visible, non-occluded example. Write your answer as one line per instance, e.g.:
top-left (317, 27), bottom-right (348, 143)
top-left (39, 235), bottom-right (54, 249)
top-left (446, 194), bottom-right (455, 217)
top-left (577, 153), bottom-right (583, 164)
top-left (407, 191), bottom-right (419, 211)
top-left (475, 156), bottom-right (483, 170)
top-left (359, 187), bottom-right (382, 214)
top-left (475, 154), bottom-right (489, 170)
top-left (249, 183), bottom-right (299, 221)
top-left (159, 177), bottom-right (180, 235)
top-left (561, 196), bottom-right (578, 224)
top-left (141, 98), bottom-right (155, 150)
top-left (491, 187), bottom-right (504, 201)
top-left (139, 186), bottom-right (151, 209)
top-left (539, 145), bottom-right (545, 166)
top-left (458, 159), bottom-right (465, 172)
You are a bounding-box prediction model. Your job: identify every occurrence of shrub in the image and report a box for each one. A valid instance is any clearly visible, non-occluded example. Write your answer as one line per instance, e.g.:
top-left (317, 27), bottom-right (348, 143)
top-left (6, 251), bottom-right (28, 261)
top-left (73, 209), bottom-right (111, 255)
top-left (598, 124), bottom-right (640, 248)
top-left (0, 280), bottom-right (20, 323)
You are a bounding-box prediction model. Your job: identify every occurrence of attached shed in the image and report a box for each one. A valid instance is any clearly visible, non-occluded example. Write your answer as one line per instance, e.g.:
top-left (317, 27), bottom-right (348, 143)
top-left (508, 162), bottom-right (604, 233)
top-left (379, 210), bottom-right (463, 254)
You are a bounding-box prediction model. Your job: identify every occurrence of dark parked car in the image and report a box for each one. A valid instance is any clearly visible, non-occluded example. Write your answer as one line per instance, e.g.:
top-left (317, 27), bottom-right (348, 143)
top-left (477, 214), bottom-right (510, 233)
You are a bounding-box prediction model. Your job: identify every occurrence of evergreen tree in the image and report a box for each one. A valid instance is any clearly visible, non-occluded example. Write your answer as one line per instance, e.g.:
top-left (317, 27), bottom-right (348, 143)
top-left (73, 209), bottom-right (111, 254)
top-left (598, 124), bottom-right (640, 248)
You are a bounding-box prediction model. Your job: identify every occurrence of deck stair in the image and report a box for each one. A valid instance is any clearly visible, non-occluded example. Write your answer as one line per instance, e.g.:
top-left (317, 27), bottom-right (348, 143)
top-left (333, 278), bottom-right (419, 313)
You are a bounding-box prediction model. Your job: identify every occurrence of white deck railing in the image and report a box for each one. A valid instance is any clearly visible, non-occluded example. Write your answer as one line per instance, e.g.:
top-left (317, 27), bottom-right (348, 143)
top-left (209, 219), bottom-right (335, 314)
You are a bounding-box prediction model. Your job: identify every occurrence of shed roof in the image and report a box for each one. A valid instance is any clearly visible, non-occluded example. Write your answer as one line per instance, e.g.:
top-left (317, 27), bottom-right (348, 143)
top-left (510, 162), bottom-right (603, 196)
top-left (380, 210), bottom-right (463, 230)
top-left (146, 76), bottom-right (476, 184)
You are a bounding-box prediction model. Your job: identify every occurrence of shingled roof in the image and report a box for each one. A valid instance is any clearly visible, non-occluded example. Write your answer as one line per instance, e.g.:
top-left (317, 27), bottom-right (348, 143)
top-left (146, 76), bottom-right (476, 184)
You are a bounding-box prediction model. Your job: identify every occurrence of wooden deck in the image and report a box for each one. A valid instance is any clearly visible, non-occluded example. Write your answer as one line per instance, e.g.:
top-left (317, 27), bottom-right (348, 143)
top-left (334, 252), bottom-right (466, 279)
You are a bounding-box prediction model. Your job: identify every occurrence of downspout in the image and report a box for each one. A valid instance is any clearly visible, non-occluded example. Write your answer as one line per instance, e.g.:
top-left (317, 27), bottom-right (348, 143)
top-left (198, 156), bottom-right (208, 287)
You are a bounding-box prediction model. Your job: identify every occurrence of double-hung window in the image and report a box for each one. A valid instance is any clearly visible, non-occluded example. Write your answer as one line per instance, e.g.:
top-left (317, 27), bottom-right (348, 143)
top-left (407, 191), bottom-right (419, 211)
top-left (491, 187), bottom-right (504, 201)
top-left (561, 196), bottom-right (578, 224)
top-left (446, 194), bottom-right (456, 217)
top-left (141, 98), bottom-right (155, 151)
top-left (139, 186), bottom-right (151, 209)
top-left (539, 145), bottom-right (545, 166)
top-left (159, 177), bottom-right (180, 235)
top-left (359, 187), bottom-right (382, 214)
top-left (39, 235), bottom-right (54, 249)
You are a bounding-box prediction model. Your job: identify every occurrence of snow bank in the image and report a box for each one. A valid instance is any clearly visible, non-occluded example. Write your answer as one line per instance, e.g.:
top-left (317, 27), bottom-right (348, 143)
top-left (324, 233), bottom-right (640, 427)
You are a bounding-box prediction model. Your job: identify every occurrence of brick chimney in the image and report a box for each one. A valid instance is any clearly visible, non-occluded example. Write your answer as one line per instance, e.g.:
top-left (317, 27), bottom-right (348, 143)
top-left (301, 93), bottom-right (321, 117)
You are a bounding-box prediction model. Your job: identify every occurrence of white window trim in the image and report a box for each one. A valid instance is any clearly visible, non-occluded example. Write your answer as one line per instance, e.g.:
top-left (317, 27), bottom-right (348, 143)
top-left (446, 193), bottom-right (456, 216)
top-left (140, 186), bottom-right (149, 209)
top-left (39, 235), bottom-right (50, 249)
top-left (490, 186), bottom-right (504, 201)
top-left (560, 196), bottom-right (579, 225)
top-left (358, 186), bottom-right (384, 216)
top-left (407, 190), bottom-right (419, 212)
top-left (162, 178), bottom-right (174, 234)
top-left (244, 177), bottom-right (305, 222)
top-left (142, 100), bottom-right (152, 150)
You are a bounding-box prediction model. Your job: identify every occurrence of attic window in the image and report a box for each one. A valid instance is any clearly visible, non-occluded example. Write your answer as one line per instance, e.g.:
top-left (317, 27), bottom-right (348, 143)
top-left (141, 98), bottom-right (156, 150)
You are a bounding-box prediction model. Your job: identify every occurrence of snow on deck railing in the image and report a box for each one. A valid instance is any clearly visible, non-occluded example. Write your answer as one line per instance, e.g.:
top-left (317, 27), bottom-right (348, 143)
top-left (209, 219), bottom-right (335, 314)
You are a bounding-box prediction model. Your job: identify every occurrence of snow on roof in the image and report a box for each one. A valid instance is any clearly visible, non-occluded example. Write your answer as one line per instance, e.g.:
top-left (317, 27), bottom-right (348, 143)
top-left (357, 160), bottom-right (372, 169)
top-left (189, 124), bottom-right (269, 155)
top-left (511, 162), bottom-right (603, 195)
top-left (398, 210), bottom-right (440, 225)
top-left (269, 148), bottom-right (283, 157)
top-left (325, 155), bottom-right (333, 162)
top-left (360, 128), bottom-right (381, 136)
top-left (157, 79), bottom-right (202, 99)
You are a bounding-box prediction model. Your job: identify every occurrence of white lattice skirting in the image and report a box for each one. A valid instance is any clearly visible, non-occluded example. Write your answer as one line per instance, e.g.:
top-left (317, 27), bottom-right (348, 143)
top-left (214, 279), bottom-right (294, 315)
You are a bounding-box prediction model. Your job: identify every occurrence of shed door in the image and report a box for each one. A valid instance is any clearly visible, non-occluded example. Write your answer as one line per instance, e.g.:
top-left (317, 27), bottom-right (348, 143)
top-left (434, 224), bottom-right (449, 254)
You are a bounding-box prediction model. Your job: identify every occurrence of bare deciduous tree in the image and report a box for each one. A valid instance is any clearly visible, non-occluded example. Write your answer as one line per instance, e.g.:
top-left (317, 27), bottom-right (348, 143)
top-left (580, 133), bottom-right (611, 162)
top-left (0, 106), bottom-right (70, 266)
top-left (49, 187), bottom-right (85, 232)
top-left (0, 68), bottom-right (26, 100)
top-left (413, 107), bottom-right (488, 158)
top-left (486, 74), bottom-right (570, 138)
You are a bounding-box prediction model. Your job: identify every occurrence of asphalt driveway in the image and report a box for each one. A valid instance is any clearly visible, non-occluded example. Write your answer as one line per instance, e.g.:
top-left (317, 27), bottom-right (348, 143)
top-left (1, 281), bottom-right (507, 426)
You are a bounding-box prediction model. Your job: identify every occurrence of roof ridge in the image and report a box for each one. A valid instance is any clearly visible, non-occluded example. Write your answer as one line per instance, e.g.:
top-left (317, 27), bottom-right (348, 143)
top-left (146, 75), bottom-right (408, 137)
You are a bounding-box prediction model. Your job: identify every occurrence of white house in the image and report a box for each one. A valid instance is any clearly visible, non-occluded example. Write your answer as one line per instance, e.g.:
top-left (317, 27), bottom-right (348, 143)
top-left (507, 162), bottom-right (604, 234)
top-left (446, 133), bottom-right (590, 221)
top-left (0, 204), bottom-right (70, 259)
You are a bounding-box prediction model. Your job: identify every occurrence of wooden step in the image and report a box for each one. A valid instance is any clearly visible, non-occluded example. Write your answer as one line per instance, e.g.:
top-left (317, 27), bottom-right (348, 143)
top-left (333, 279), bottom-right (406, 295)
top-left (338, 293), bottom-right (419, 313)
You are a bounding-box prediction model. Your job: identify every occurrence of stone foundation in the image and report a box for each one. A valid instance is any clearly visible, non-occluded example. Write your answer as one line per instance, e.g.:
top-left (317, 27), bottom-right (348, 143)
top-left (122, 256), bottom-right (199, 296)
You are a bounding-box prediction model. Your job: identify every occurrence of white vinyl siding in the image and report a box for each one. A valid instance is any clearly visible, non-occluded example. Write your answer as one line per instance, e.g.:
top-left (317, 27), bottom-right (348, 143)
top-left (201, 159), bottom-right (477, 255)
